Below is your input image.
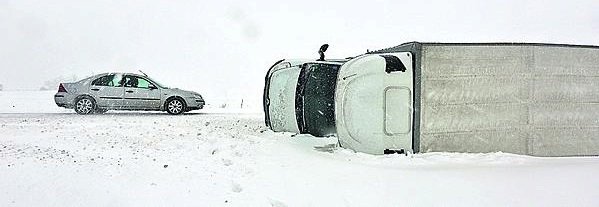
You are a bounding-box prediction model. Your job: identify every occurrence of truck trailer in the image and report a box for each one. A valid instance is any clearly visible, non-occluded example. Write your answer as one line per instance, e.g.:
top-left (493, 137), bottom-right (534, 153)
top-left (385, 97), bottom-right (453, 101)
top-left (335, 42), bottom-right (599, 156)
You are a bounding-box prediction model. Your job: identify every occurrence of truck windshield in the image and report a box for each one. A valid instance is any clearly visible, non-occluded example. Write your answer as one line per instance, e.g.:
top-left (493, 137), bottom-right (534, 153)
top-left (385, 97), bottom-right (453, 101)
top-left (296, 63), bottom-right (342, 136)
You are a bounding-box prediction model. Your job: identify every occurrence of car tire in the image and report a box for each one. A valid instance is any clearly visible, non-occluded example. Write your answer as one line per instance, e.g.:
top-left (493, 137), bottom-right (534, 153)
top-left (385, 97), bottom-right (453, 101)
top-left (74, 96), bottom-right (96, 115)
top-left (166, 98), bottom-right (186, 115)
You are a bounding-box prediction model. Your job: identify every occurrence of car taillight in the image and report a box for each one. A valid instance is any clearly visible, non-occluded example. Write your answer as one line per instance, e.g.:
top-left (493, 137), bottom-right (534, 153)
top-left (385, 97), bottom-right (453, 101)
top-left (58, 84), bottom-right (67, 93)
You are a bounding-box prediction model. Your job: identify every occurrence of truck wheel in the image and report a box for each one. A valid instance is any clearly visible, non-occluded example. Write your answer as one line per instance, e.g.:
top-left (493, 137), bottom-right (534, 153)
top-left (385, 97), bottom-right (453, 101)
top-left (75, 96), bottom-right (96, 115)
top-left (166, 98), bottom-right (186, 115)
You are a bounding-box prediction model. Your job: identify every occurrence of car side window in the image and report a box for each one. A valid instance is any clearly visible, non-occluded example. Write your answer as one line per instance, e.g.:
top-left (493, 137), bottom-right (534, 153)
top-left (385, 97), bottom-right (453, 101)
top-left (123, 76), bottom-right (137, 88)
top-left (136, 78), bottom-right (152, 89)
top-left (92, 74), bottom-right (123, 87)
top-left (110, 74), bottom-right (123, 87)
top-left (92, 75), bottom-right (115, 86)
top-left (123, 76), bottom-right (154, 89)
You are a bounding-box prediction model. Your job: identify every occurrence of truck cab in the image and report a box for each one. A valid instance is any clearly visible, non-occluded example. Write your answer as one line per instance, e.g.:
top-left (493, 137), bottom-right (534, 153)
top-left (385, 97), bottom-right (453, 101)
top-left (335, 52), bottom-right (414, 154)
top-left (264, 59), bottom-right (346, 136)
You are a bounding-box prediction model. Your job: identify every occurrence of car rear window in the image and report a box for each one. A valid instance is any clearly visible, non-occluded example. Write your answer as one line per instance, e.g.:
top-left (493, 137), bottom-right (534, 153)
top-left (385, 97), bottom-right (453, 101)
top-left (92, 74), bottom-right (122, 87)
top-left (92, 75), bottom-right (115, 86)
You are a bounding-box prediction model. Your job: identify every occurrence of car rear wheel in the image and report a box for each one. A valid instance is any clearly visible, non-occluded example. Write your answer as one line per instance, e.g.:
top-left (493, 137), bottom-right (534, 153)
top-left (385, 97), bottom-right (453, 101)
top-left (75, 97), bottom-right (95, 115)
top-left (166, 98), bottom-right (186, 115)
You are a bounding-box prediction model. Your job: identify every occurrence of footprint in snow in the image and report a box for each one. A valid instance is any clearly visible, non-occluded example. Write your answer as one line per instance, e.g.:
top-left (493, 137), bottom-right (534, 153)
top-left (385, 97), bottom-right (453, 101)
top-left (222, 159), bottom-right (232, 166)
top-left (268, 198), bottom-right (287, 207)
top-left (231, 182), bottom-right (242, 193)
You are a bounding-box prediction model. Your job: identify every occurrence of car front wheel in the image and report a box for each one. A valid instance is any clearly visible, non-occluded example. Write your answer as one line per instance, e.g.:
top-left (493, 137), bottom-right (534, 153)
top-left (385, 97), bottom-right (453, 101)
top-left (75, 97), bottom-right (95, 115)
top-left (166, 98), bottom-right (186, 115)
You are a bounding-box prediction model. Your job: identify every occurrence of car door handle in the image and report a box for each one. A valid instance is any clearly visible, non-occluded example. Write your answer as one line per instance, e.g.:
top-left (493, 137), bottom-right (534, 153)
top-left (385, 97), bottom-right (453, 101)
top-left (91, 88), bottom-right (100, 91)
top-left (126, 90), bottom-right (134, 93)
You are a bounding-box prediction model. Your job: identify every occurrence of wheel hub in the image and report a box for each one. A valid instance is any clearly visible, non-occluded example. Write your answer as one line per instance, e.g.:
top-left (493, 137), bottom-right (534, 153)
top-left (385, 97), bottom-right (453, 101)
top-left (76, 99), bottom-right (93, 114)
top-left (168, 100), bottom-right (183, 114)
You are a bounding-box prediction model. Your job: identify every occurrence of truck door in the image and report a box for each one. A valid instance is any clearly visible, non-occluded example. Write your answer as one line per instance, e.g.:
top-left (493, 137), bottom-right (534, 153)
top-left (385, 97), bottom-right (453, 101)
top-left (381, 54), bottom-right (414, 153)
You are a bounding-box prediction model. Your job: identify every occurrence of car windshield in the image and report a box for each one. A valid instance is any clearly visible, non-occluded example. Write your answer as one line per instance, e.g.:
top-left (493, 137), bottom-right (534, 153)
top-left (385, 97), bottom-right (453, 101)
top-left (145, 76), bottom-right (168, 88)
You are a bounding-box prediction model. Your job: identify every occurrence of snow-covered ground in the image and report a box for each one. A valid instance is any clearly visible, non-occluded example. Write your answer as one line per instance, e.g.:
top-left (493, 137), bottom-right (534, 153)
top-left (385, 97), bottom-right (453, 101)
top-left (1, 91), bottom-right (598, 206)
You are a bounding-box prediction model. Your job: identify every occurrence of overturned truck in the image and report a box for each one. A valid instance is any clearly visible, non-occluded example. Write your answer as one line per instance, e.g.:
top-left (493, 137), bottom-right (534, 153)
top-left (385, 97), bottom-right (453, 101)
top-left (335, 42), bottom-right (599, 156)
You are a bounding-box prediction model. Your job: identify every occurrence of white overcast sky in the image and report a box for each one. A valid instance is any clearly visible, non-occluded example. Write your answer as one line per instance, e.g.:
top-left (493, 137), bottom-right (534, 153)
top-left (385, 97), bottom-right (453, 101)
top-left (1, 0), bottom-right (598, 102)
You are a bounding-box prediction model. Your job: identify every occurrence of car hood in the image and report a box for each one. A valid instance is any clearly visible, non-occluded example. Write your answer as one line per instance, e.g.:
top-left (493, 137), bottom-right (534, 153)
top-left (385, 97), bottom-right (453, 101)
top-left (165, 88), bottom-right (202, 97)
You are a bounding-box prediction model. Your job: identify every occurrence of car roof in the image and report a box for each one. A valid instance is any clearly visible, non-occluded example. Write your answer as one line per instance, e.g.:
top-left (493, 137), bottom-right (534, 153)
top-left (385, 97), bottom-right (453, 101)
top-left (94, 72), bottom-right (147, 77)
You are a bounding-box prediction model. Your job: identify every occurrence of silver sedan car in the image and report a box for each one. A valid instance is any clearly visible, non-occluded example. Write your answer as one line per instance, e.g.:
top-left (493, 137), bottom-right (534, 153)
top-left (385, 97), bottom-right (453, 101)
top-left (54, 73), bottom-right (205, 115)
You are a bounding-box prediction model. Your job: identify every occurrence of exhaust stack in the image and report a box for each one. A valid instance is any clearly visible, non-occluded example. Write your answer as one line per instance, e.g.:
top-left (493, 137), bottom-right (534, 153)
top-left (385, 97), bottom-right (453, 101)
top-left (318, 44), bottom-right (329, 61)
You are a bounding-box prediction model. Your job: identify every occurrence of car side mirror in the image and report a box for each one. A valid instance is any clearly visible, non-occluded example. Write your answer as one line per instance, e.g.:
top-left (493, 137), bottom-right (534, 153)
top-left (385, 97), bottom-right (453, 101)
top-left (149, 85), bottom-right (158, 90)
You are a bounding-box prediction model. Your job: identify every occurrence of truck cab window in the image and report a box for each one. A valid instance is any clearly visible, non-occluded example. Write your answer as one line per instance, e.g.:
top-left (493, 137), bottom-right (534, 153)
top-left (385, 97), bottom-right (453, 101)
top-left (381, 55), bottom-right (407, 73)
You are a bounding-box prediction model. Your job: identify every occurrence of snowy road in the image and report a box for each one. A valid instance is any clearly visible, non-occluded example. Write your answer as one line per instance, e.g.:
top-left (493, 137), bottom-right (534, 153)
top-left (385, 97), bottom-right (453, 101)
top-left (1, 92), bottom-right (599, 206)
